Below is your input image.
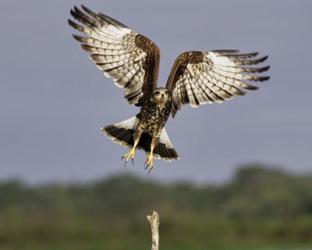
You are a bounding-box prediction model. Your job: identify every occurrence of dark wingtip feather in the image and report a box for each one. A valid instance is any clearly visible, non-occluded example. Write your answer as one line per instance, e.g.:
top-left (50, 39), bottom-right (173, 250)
top-left (263, 55), bottom-right (269, 61)
top-left (212, 49), bottom-right (240, 54)
top-left (73, 5), bottom-right (80, 13)
top-left (70, 7), bottom-right (78, 17)
top-left (244, 84), bottom-right (259, 90)
top-left (71, 6), bottom-right (85, 21)
top-left (68, 19), bottom-right (73, 26)
top-left (257, 55), bottom-right (269, 64)
top-left (225, 51), bottom-right (259, 58)
top-left (235, 89), bottom-right (246, 96)
top-left (262, 76), bottom-right (270, 81)
top-left (238, 55), bottom-right (269, 65)
top-left (257, 76), bottom-right (270, 82)
top-left (81, 44), bottom-right (92, 52)
top-left (81, 5), bottom-right (101, 22)
top-left (242, 65), bottom-right (270, 74)
top-left (68, 19), bottom-right (78, 29)
top-left (81, 4), bottom-right (92, 14)
top-left (239, 51), bottom-right (259, 58)
top-left (72, 34), bottom-right (84, 43)
top-left (248, 52), bottom-right (259, 57)
top-left (259, 65), bottom-right (270, 73)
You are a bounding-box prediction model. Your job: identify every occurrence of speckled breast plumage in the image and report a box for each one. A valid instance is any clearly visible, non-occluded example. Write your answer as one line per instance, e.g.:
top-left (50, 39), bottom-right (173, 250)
top-left (137, 99), bottom-right (172, 137)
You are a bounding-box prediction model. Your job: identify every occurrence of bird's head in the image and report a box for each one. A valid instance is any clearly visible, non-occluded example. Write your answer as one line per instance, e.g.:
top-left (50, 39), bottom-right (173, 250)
top-left (151, 88), bottom-right (170, 104)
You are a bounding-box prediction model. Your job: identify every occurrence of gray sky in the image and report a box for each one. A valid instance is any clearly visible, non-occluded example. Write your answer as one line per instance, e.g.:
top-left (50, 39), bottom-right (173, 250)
top-left (0, 0), bottom-right (311, 184)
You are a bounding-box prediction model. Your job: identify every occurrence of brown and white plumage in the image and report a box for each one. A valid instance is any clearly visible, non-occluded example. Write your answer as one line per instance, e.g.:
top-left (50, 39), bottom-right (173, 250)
top-left (69, 5), bottom-right (160, 105)
top-left (166, 50), bottom-right (270, 117)
top-left (69, 5), bottom-right (270, 172)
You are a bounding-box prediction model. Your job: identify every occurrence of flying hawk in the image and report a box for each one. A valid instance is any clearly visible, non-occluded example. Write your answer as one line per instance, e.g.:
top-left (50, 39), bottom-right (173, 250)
top-left (68, 5), bottom-right (270, 172)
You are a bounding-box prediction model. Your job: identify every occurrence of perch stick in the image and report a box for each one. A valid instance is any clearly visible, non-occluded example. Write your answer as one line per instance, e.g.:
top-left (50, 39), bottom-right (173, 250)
top-left (147, 211), bottom-right (160, 250)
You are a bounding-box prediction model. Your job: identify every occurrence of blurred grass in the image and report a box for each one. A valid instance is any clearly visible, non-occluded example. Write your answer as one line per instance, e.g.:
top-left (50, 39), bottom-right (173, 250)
top-left (0, 164), bottom-right (312, 250)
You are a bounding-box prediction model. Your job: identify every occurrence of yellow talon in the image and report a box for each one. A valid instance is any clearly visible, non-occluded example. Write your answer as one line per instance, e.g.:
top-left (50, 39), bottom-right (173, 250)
top-left (145, 153), bottom-right (154, 173)
top-left (122, 148), bottom-right (136, 165)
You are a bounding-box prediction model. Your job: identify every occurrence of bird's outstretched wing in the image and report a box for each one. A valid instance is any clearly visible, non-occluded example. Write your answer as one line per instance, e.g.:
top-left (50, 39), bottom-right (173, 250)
top-left (69, 5), bottom-right (160, 105)
top-left (166, 50), bottom-right (270, 117)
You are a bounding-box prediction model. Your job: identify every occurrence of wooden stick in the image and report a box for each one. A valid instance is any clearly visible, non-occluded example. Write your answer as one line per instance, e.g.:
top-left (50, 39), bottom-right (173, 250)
top-left (147, 211), bottom-right (160, 250)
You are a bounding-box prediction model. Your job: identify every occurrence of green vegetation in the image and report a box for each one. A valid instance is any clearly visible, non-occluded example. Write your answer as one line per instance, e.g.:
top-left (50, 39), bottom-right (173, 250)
top-left (0, 165), bottom-right (312, 250)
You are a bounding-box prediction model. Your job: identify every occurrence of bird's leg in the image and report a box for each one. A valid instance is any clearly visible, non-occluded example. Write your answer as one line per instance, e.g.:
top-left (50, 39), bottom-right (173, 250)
top-left (145, 136), bottom-right (159, 173)
top-left (122, 128), bottom-right (142, 166)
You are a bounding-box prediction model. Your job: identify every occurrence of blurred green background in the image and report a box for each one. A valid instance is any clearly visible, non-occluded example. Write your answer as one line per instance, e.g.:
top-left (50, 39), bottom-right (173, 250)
top-left (0, 165), bottom-right (311, 250)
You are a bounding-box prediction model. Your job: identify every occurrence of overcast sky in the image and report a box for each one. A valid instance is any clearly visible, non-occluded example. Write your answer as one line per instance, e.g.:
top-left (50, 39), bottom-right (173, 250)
top-left (0, 0), bottom-right (311, 184)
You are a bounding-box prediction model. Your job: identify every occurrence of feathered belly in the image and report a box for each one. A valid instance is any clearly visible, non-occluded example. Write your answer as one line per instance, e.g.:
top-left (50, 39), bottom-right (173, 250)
top-left (137, 107), bottom-right (170, 137)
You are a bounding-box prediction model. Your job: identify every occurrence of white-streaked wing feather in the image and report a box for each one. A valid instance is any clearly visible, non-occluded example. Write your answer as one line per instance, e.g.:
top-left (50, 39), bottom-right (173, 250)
top-left (69, 5), bottom-right (160, 105)
top-left (166, 50), bottom-right (270, 117)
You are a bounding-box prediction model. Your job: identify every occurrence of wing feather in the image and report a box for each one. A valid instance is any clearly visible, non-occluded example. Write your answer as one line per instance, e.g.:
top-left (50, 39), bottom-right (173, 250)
top-left (166, 51), bottom-right (270, 117)
top-left (69, 5), bottom-right (160, 105)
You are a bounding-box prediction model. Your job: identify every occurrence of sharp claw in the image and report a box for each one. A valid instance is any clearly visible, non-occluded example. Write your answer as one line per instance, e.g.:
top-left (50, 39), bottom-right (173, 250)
top-left (144, 164), bottom-right (148, 170)
top-left (123, 159), bottom-right (128, 167)
top-left (121, 155), bottom-right (127, 167)
top-left (144, 163), bottom-right (153, 173)
top-left (121, 149), bottom-right (136, 167)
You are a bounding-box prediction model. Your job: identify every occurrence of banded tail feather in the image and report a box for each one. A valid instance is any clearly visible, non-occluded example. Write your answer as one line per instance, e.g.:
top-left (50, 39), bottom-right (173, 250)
top-left (101, 117), bottom-right (179, 161)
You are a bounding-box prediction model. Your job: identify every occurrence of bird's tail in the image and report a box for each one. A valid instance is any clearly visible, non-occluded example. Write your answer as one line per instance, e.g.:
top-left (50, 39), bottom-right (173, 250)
top-left (101, 116), bottom-right (179, 162)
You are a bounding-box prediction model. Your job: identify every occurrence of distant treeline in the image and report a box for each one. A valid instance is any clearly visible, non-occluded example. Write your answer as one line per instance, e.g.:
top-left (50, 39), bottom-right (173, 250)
top-left (0, 165), bottom-right (312, 250)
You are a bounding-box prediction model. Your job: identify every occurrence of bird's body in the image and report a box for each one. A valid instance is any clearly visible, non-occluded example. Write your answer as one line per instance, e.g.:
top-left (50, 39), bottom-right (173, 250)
top-left (104, 87), bottom-right (177, 169)
top-left (138, 88), bottom-right (172, 137)
top-left (69, 5), bottom-right (270, 172)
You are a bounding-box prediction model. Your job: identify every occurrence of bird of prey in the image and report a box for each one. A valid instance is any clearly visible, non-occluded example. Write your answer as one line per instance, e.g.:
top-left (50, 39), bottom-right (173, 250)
top-left (68, 5), bottom-right (270, 172)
